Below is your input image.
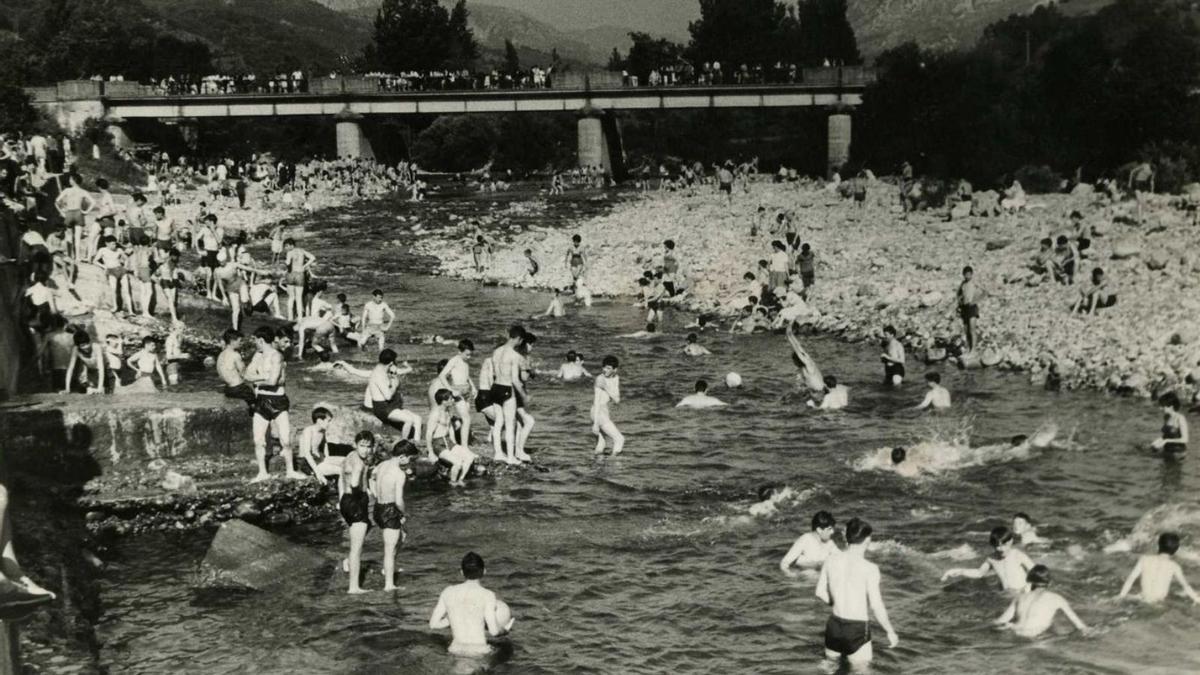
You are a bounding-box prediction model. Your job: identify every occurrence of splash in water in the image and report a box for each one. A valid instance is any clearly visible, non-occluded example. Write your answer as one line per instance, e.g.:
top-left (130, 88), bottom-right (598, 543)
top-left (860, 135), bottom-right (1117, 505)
top-left (1103, 503), bottom-right (1200, 563)
top-left (854, 423), bottom-right (1064, 477)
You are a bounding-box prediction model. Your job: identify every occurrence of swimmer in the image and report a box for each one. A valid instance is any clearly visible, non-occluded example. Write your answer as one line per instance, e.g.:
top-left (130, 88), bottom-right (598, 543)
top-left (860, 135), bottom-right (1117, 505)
top-left (914, 372), bottom-right (951, 410)
top-left (619, 323), bottom-right (660, 339)
top-left (371, 440), bottom-right (418, 592)
top-left (1117, 532), bottom-right (1200, 604)
top-left (540, 287), bottom-right (568, 318)
top-left (941, 526), bottom-right (1035, 592)
top-left (684, 315), bottom-right (711, 331)
top-left (887, 446), bottom-right (918, 477)
top-left (592, 355), bottom-right (624, 455)
top-left (340, 431), bottom-right (374, 594)
top-left (554, 351), bottom-right (592, 382)
top-left (780, 511), bottom-right (839, 576)
top-left (994, 565), bottom-right (1090, 637)
top-left (786, 323), bottom-right (827, 393)
top-left (1012, 512), bottom-right (1049, 547)
top-left (880, 325), bottom-right (905, 386)
top-left (429, 552), bottom-right (514, 657)
top-left (682, 333), bottom-right (711, 356)
top-left (297, 407), bottom-right (340, 484)
top-left (816, 518), bottom-right (899, 667)
top-left (807, 376), bottom-right (848, 411)
top-left (676, 380), bottom-right (727, 409)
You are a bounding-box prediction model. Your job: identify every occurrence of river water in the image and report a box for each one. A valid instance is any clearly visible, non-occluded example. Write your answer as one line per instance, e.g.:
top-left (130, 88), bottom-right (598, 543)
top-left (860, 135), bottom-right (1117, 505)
top-left (95, 189), bottom-right (1200, 674)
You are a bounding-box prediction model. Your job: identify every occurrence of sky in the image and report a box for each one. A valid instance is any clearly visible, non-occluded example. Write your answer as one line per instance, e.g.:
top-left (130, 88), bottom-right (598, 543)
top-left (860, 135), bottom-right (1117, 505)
top-left (477, 0), bottom-right (699, 38)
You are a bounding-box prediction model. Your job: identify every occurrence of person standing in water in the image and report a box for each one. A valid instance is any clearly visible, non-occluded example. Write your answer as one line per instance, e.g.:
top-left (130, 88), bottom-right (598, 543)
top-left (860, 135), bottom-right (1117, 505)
top-left (676, 379), bottom-right (727, 409)
top-left (592, 355), bottom-right (624, 455)
top-left (283, 238), bottom-right (315, 321)
top-left (1118, 532), bottom-right (1200, 604)
top-left (995, 565), bottom-right (1089, 637)
top-left (914, 372), bottom-right (951, 410)
top-left (372, 440), bottom-right (416, 593)
top-left (437, 340), bottom-right (477, 445)
top-left (957, 266), bottom-right (980, 352)
top-left (940, 526), bottom-right (1034, 592)
top-left (1150, 393), bottom-right (1188, 459)
top-left (565, 234), bottom-right (586, 284)
top-left (815, 517), bottom-right (899, 668)
top-left (490, 326), bottom-right (526, 465)
top-left (880, 325), bottom-right (905, 387)
top-left (340, 431), bottom-right (374, 595)
top-left (429, 552), bottom-right (514, 657)
top-left (780, 511), bottom-right (839, 576)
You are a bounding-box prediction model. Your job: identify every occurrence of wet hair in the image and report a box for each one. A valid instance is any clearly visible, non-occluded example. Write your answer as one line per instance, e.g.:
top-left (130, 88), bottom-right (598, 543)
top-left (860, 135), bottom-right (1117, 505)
top-left (312, 407), bottom-right (332, 423)
top-left (508, 324), bottom-right (526, 340)
top-left (891, 446), bottom-right (906, 464)
top-left (1160, 392), bottom-right (1181, 411)
top-left (664, 239), bottom-right (675, 249)
top-left (284, 238), bottom-right (295, 246)
top-left (602, 355), bottom-right (619, 369)
top-left (823, 375), bottom-right (837, 389)
top-left (757, 259), bottom-right (768, 268)
top-left (96, 178), bottom-right (109, 190)
top-left (434, 388), bottom-right (453, 405)
top-left (336, 293), bottom-right (347, 303)
top-left (1040, 237), bottom-right (1052, 247)
top-left (1026, 564), bottom-right (1050, 589)
top-left (458, 339), bottom-right (474, 352)
top-left (102, 236), bottom-right (117, 246)
top-left (392, 439), bottom-right (420, 458)
top-left (1091, 267), bottom-right (1104, 280)
top-left (153, 206), bottom-right (165, 214)
top-left (801, 243), bottom-right (811, 253)
top-left (205, 213), bottom-right (218, 224)
top-left (378, 349), bottom-right (397, 364)
top-left (141, 335), bottom-right (156, 347)
top-left (637, 278), bottom-right (649, 287)
top-left (812, 511), bottom-right (835, 530)
top-left (772, 240), bottom-right (786, 251)
top-left (461, 551), bottom-right (485, 579)
top-left (695, 379), bottom-right (708, 393)
top-left (743, 272), bottom-right (755, 281)
top-left (354, 430), bottom-right (375, 445)
top-left (1056, 235), bottom-right (1068, 246)
top-left (275, 327), bottom-right (292, 341)
top-left (1158, 532), bottom-right (1180, 555)
top-left (571, 234), bottom-right (581, 244)
top-left (564, 350), bottom-right (576, 361)
top-left (133, 193), bottom-right (146, 204)
top-left (962, 265), bottom-right (973, 275)
top-left (73, 331), bottom-right (91, 346)
top-left (698, 316), bottom-right (708, 326)
top-left (686, 333), bottom-right (697, 343)
top-left (372, 289), bottom-right (383, 297)
top-left (845, 517), bottom-right (872, 544)
top-left (884, 325), bottom-right (897, 336)
top-left (1010, 435), bottom-right (1028, 446)
top-left (222, 328), bottom-right (242, 345)
top-left (925, 372), bottom-right (941, 384)
top-left (1013, 512), bottom-right (1034, 526)
top-left (253, 326), bottom-right (275, 342)
top-left (989, 526), bottom-right (1015, 548)
top-left (574, 353), bottom-right (584, 362)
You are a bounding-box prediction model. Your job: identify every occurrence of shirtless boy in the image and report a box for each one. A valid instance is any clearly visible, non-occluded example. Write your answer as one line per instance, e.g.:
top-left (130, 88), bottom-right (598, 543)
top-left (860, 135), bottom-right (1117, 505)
top-left (683, 333), bottom-right (711, 356)
top-left (1118, 532), bottom-right (1200, 604)
top-left (880, 325), bottom-right (905, 386)
top-left (283, 239), bottom-right (315, 320)
top-left (244, 326), bottom-right (301, 482)
top-left (592, 355), bottom-right (624, 455)
top-left (358, 289), bottom-right (395, 351)
top-left (780, 511), bottom-right (839, 576)
top-left (429, 552), bottom-right (514, 657)
top-left (565, 234), bottom-right (586, 282)
top-left (437, 340), bottom-right (477, 445)
top-left (816, 518), bottom-right (899, 667)
top-left (217, 329), bottom-right (255, 410)
top-left (957, 266), bottom-right (979, 351)
top-left (340, 431), bottom-right (374, 594)
top-left (941, 526), bottom-right (1035, 592)
top-left (365, 348), bottom-right (420, 440)
top-left (676, 380), bottom-right (727, 409)
top-left (297, 407), bottom-right (340, 483)
top-left (554, 351), bottom-right (591, 382)
top-left (995, 565), bottom-right (1089, 637)
top-left (490, 326), bottom-right (527, 465)
top-left (371, 440), bottom-right (418, 592)
top-left (915, 372), bottom-right (951, 410)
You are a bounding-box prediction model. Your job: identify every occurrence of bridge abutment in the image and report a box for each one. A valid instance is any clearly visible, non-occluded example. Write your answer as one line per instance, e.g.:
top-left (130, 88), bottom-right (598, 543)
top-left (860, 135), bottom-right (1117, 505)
top-left (335, 111), bottom-right (375, 160)
top-left (827, 112), bottom-right (852, 177)
top-left (577, 106), bottom-right (626, 181)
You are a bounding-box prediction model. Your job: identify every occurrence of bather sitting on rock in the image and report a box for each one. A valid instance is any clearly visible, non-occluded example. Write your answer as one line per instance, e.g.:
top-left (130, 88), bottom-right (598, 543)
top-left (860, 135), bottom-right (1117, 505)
top-left (1071, 268), bottom-right (1116, 315)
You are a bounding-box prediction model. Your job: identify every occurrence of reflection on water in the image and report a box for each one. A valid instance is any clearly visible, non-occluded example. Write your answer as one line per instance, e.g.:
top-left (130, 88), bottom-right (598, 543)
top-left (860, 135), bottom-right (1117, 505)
top-left (97, 192), bottom-right (1200, 674)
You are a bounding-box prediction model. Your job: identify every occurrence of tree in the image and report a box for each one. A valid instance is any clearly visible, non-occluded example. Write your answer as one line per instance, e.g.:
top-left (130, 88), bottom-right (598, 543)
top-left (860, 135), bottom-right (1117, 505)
top-left (607, 48), bottom-right (624, 72)
top-left (412, 115), bottom-right (498, 172)
top-left (504, 39), bottom-right (520, 76)
top-left (625, 33), bottom-right (684, 83)
top-left (796, 0), bottom-right (861, 66)
top-left (369, 0), bottom-right (479, 73)
top-left (686, 0), bottom-right (796, 67)
top-left (446, 0), bottom-right (479, 70)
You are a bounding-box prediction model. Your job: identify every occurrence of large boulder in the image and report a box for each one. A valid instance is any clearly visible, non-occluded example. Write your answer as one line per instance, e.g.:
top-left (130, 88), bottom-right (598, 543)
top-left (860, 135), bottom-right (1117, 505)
top-left (199, 519), bottom-right (330, 590)
top-left (1111, 239), bottom-right (1142, 259)
top-left (948, 200), bottom-right (972, 221)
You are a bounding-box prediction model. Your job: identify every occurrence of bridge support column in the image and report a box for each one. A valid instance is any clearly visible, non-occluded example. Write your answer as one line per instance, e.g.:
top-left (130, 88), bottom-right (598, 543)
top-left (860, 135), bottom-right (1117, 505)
top-left (335, 111), bottom-right (374, 160)
top-left (576, 105), bottom-right (627, 181)
top-left (178, 118), bottom-right (200, 152)
top-left (104, 115), bottom-right (133, 151)
top-left (827, 112), bottom-right (852, 177)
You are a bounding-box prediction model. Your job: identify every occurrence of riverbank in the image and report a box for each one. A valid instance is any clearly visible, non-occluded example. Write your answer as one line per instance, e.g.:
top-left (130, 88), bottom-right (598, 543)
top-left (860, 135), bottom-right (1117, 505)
top-left (416, 180), bottom-right (1200, 400)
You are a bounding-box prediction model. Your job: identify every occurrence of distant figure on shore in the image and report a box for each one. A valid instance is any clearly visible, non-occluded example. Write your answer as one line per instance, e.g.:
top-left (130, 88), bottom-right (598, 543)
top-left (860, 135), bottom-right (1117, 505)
top-left (677, 380), bottom-right (727, 409)
top-left (1118, 532), bottom-right (1200, 604)
top-left (429, 552), bottom-right (514, 657)
top-left (957, 266), bottom-right (980, 352)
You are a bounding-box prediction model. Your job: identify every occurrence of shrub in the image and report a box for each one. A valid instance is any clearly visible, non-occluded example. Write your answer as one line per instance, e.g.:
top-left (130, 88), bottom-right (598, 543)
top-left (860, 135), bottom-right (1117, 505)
top-left (1014, 165), bottom-right (1064, 194)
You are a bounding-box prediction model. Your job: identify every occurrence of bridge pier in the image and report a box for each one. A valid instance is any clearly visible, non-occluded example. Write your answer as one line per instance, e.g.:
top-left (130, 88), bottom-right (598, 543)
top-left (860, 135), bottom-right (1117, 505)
top-left (827, 112), bottom-right (852, 177)
top-left (335, 111), bottom-right (375, 160)
top-left (104, 115), bottom-right (133, 151)
top-left (576, 106), bottom-right (626, 181)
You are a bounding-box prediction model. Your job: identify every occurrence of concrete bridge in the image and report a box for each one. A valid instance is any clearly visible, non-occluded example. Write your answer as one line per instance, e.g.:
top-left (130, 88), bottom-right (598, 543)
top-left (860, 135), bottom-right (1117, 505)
top-left (28, 68), bottom-right (874, 176)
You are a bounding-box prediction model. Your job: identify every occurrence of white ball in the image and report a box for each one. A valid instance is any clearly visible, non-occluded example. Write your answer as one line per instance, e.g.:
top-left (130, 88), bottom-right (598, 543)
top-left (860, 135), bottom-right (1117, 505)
top-left (203, 356), bottom-right (216, 368)
top-left (495, 599), bottom-right (514, 634)
top-left (724, 372), bottom-right (743, 388)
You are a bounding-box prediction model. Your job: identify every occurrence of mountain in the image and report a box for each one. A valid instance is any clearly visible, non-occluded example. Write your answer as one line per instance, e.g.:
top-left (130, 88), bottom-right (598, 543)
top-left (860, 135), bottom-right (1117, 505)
top-left (565, 25), bottom-right (636, 63)
top-left (143, 0), bottom-right (372, 72)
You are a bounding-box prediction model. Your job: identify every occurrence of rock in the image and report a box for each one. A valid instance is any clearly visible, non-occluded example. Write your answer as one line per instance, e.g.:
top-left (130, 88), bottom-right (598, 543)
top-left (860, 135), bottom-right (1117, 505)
top-left (948, 200), bottom-right (972, 220)
top-left (1146, 252), bottom-right (1168, 271)
top-left (233, 500), bottom-right (261, 520)
top-left (160, 470), bottom-right (197, 493)
top-left (1111, 239), bottom-right (1141, 259)
top-left (980, 350), bottom-right (1003, 367)
top-left (985, 238), bottom-right (1012, 251)
top-left (856, 283), bottom-right (876, 298)
top-left (918, 291), bottom-right (943, 308)
top-left (971, 190), bottom-right (1000, 217)
top-left (199, 519), bottom-right (329, 590)
top-left (1070, 183), bottom-right (1094, 197)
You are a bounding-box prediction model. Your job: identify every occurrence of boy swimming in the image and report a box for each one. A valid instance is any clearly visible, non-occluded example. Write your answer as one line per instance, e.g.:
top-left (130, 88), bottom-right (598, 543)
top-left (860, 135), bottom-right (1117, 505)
top-left (914, 372), bottom-right (951, 410)
top-left (780, 511), bottom-right (839, 576)
top-left (676, 380), bottom-right (727, 409)
top-left (429, 552), bottom-right (514, 657)
top-left (941, 526), bottom-right (1035, 592)
top-left (682, 333), bottom-right (711, 356)
top-left (995, 565), bottom-right (1089, 637)
top-left (1117, 532), bottom-right (1200, 604)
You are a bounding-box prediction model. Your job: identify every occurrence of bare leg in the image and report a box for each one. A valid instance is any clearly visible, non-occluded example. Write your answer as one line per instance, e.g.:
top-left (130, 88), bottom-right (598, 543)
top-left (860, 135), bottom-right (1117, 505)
top-left (501, 397), bottom-right (518, 464)
top-left (601, 419), bottom-right (624, 455)
top-left (593, 422), bottom-right (606, 454)
top-left (251, 414), bottom-right (271, 482)
top-left (347, 522), bottom-right (368, 594)
top-left (455, 398), bottom-right (472, 446)
top-left (491, 411), bottom-right (506, 461)
top-left (515, 409), bottom-right (534, 461)
top-left (382, 528), bottom-right (400, 591)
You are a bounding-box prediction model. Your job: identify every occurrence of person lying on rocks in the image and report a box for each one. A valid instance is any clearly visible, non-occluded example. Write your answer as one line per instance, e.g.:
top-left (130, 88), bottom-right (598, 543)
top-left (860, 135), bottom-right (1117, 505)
top-left (1071, 268), bottom-right (1116, 315)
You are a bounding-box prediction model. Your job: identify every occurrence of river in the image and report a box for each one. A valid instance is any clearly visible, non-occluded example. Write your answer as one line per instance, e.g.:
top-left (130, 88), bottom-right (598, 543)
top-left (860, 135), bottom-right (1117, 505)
top-left (94, 189), bottom-right (1200, 674)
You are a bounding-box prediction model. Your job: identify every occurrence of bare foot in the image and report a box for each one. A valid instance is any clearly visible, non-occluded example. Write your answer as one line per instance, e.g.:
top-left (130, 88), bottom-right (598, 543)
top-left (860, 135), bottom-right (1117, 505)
top-left (286, 471), bottom-right (306, 481)
top-left (249, 472), bottom-right (271, 484)
top-left (492, 454), bottom-right (506, 462)
top-left (504, 457), bottom-right (521, 466)
top-left (347, 587), bottom-right (368, 595)
top-left (20, 578), bottom-right (56, 599)
top-left (382, 585), bottom-right (397, 592)
top-left (515, 451), bottom-right (532, 462)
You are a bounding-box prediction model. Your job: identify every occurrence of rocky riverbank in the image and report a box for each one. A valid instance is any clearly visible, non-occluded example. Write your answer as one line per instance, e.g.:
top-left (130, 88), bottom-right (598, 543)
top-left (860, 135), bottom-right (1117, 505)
top-left (415, 181), bottom-right (1200, 401)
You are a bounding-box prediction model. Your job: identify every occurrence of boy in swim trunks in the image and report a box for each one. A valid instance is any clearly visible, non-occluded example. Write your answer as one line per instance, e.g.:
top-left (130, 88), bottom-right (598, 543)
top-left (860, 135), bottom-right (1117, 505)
top-left (92, 236), bottom-right (130, 312)
top-left (282, 238), bottom-right (315, 321)
top-left (297, 407), bottom-right (340, 483)
top-left (995, 565), bottom-right (1089, 637)
top-left (372, 439), bottom-right (418, 591)
top-left (358, 289), bottom-right (395, 352)
top-left (941, 526), bottom-right (1035, 592)
top-left (880, 325), bottom-right (905, 386)
top-left (341, 431), bottom-right (374, 594)
top-left (244, 326), bottom-right (302, 482)
top-left (54, 172), bottom-right (94, 260)
top-left (427, 389), bottom-right (477, 484)
top-left (1118, 532), bottom-right (1200, 604)
top-left (592, 355), bottom-right (624, 455)
top-left (957, 266), bottom-right (979, 351)
top-left (429, 552), bottom-right (514, 656)
top-left (365, 348), bottom-right (420, 440)
top-left (780, 511), bottom-right (839, 576)
top-left (490, 326), bottom-right (527, 465)
top-left (816, 518), bottom-right (899, 667)
top-left (565, 234), bottom-right (586, 282)
top-left (437, 340), bottom-right (477, 445)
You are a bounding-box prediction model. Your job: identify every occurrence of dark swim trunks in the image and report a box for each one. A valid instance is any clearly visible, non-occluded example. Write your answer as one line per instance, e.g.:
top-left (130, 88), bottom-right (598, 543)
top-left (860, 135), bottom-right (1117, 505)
top-left (959, 303), bottom-right (979, 320)
top-left (339, 491), bottom-right (370, 527)
top-left (801, 271), bottom-right (815, 289)
top-left (719, 182), bottom-right (732, 193)
top-left (824, 615), bottom-right (871, 656)
top-left (474, 390), bottom-right (493, 413)
top-left (490, 384), bottom-right (513, 403)
top-left (371, 399), bottom-right (399, 424)
top-left (223, 382), bottom-right (256, 404)
top-left (202, 250), bottom-right (219, 268)
top-left (883, 360), bottom-right (905, 383)
top-left (373, 503), bottom-right (406, 531)
top-left (253, 391), bottom-right (291, 421)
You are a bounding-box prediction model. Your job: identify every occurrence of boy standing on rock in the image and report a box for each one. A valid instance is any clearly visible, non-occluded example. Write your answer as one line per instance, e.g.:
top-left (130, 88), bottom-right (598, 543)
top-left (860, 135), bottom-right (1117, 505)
top-left (957, 266), bottom-right (980, 351)
top-left (372, 440), bottom-right (417, 592)
top-left (245, 326), bottom-right (301, 482)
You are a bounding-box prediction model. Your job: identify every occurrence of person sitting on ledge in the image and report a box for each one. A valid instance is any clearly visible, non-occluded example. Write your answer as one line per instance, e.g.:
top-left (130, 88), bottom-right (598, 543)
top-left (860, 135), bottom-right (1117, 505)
top-left (1071, 268), bottom-right (1116, 315)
